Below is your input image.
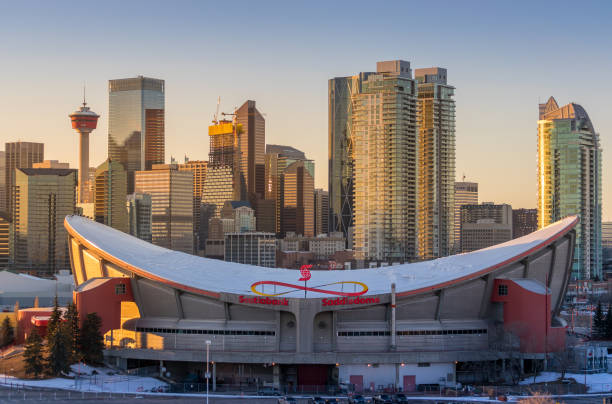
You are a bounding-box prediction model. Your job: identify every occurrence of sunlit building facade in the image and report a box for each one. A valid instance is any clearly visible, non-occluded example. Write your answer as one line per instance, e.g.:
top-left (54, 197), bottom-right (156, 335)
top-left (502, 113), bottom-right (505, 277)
top-left (178, 160), bottom-right (208, 251)
top-left (94, 159), bottom-right (128, 233)
top-left (0, 213), bottom-right (9, 269)
top-left (12, 168), bottom-right (76, 275)
top-left (416, 68), bottom-right (455, 260)
top-left (537, 97), bottom-right (602, 280)
top-left (108, 76), bottom-right (165, 193)
top-left (135, 164), bottom-right (193, 254)
top-left (127, 193), bottom-right (152, 243)
top-left (236, 100), bottom-right (266, 202)
top-left (352, 60), bottom-right (418, 261)
top-left (5, 142), bottom-right (44, 220)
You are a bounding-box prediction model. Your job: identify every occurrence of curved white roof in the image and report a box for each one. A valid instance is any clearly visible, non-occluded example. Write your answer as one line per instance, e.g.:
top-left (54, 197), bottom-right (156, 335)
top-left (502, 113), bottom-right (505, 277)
top-left (65, 215), bottom-right (577, 299)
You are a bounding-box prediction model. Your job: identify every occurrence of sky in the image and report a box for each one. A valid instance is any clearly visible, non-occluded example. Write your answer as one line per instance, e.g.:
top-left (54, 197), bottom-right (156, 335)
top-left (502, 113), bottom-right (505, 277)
top-left (0, 1), bottom-right (611, 217)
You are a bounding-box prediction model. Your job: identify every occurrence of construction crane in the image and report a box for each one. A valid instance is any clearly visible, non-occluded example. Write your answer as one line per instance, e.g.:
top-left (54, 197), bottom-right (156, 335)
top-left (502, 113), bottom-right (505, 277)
top-left (212, 96), bottom-right (221, 124)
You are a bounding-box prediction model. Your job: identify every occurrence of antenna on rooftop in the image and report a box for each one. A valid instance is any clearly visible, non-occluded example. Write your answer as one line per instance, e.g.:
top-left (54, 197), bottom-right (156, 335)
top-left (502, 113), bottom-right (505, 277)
top-left (462, 173), bottom-right (466, 182)
top-left (83, 82), bottom-right (87, 106)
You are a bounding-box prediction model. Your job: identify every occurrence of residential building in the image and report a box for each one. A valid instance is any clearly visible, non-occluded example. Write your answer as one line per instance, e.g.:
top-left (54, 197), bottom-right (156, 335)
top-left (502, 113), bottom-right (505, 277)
top-left (5, 142), bottom-right (44, 220)
top-left (236, 100), bottom-right (266, 203)
top-left (538, 96), bottom-right (602, 279)
top-left (352, 60), bottom-right (418, 261)
top-left (454, 182), bottom-right (478, 251)
top-left (416, 67), bottom-right (455, 260)
top-left (178, 159), bottom-right (208, 251)
top-left (202, 121), bottom-right (241, 218)
top-left (135, 164), bottom-right (193, 254)
top-left (108, 76), bottom-right (165, 193)
top-left (224, 232), bottom-right (276, 267)
top-left (0, 151), bottom-right (5, 214)
top-left (512, 208), bottom-right (538, 239)
top-left (309, 233), bottom-right (346, 260)
top-left (460, 203), bottom-right (512, 252)
top-left (127, 193), bottom-right (152, 242)
top-left (94, 159), bottom-right (128, 233)
top-left (0, 213), bottom-right (9, 269)
top-left (12, 168), bottom-right (76, 275)
top-left (314, 189), bottom-right (329, 236)
top-left (603, 222), bottom-right (612, 250)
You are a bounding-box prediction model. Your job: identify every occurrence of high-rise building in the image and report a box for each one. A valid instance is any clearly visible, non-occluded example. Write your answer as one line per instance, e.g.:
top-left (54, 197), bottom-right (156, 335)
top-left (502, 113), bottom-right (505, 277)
top-left (135, 164), bottom-right (193, 254)
top-left (108, 76), bottom-right (165, 193)
top-left (454, 182), bottom-right (478, 251)
top-left (69, 100), bottom-right (99, 204)
top-left (460, 203), bottom-right (513, 253)
top-left (12, 168), bottom-right (77, 275)
top-left (415, 67), bottom-right (455, 260)
top-left (178, 159), bottom-right (208, 251)
top-left (0, 213), bottom-right (9, 269)
top-left (538, 96), bottom-right (602, 280)
top-left (202, 121), bottom-right (242, 218)
top-left (224, 232), bottom-right (276, 267)
top-left (0, 151), bottom-right (6, 214)
top-left (512, 208), bottom-right (538, 239)
top-left (602, 222), bottom-right (612, 263)
top-left (236, 100), bottom-right (266, 202)
top-left (221, 201), bottom-right (256, 233)
top-left (5, 142), bottom-right (44, 220)
top-left (127, 193), bottom-right (152, 242)
top-left (94, 159), bottom-right (128, 233)
top-left (352, 60), bottom-right (418, 261)
top-left (314, 188), bottom-right (329, 236)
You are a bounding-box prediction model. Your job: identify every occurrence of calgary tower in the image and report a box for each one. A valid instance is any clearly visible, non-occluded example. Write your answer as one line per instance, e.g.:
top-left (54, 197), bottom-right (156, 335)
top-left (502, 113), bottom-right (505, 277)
top-left (69, 93), bottom-right (99, 204)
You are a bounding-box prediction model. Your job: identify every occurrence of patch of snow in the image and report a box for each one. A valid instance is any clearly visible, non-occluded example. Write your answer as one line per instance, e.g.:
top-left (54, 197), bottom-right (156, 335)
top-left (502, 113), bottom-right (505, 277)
top-left (520, 371), bottom-right (612, 393)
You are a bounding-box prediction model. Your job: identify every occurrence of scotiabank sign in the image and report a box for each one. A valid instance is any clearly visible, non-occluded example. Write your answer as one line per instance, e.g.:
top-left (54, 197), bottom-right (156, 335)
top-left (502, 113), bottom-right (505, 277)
top-left (239, 295), bottom-right (289, 306)
top-left (322, 297), bottom-right (380, 306)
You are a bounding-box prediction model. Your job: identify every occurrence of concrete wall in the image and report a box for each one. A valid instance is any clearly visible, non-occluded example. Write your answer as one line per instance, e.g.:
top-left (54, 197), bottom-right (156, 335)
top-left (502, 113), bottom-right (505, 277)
top-left (338, 363), bottom-right (454, 392)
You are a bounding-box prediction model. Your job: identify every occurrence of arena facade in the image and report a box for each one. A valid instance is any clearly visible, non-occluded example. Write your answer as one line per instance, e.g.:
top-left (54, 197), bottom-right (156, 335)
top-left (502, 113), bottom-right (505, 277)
top-left (65, 215), bottom-right (577, 392)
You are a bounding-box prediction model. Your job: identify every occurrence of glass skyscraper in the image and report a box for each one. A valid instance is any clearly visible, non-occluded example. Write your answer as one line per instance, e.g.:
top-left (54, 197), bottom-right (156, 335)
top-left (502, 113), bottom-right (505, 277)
top-left (108, 76), bottom-right (165, 193)
top-left (538, 96), bottom-right (602, 280)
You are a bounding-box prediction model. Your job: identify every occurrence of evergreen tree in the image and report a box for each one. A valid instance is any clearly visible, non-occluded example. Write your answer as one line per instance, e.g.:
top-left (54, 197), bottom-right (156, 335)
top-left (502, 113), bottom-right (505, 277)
top-left (0, 316), bottom-right (15, 348)
top-left (46, 321), bottom-right (71, 375)
top-left (605, 303), bottom-right (612, 339)
top-left (64, 302), bottom-right (80, 363)
top-left (79, 313), bottom-right (104, 364)
top-left (47, 296), bottom-right (62, 337)
top-left (593, 301), bottom-right (605, 339)
top-left (24, 328), bottom-right (44, 378)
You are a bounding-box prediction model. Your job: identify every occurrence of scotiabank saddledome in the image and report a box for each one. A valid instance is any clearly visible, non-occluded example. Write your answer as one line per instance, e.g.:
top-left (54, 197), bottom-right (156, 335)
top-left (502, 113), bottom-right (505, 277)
top-left (65, 215), bottom-right (576, 391)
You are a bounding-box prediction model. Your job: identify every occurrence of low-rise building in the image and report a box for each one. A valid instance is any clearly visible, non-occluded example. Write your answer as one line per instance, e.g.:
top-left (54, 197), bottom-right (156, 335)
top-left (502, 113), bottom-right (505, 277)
top-left (224, 232), bottom-right (276, 267)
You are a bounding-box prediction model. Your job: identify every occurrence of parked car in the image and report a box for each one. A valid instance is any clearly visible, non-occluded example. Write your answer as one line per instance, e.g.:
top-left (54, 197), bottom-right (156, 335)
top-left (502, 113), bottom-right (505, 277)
top-left (309, 397), bottom-right (327, 404)
top-left (348, 394), bottom-right (370, 404)
top-left (258, 386), bottom-right (281, 396)
top-left (373, 394), bottom-right (394, 404)
top-left (278, 396), bottom-right (298, 404)
top-left (394, 393), bottom-right (409, 403)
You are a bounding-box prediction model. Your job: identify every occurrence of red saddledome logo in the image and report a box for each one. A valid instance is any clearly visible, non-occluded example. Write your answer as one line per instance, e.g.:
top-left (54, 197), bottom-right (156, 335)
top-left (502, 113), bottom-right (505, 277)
top-left (250, 265), bottom-right (368, 297)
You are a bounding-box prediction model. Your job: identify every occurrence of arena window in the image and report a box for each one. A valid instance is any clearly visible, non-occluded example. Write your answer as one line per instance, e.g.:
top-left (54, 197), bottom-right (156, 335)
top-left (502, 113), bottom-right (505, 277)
top-left (498, 284), bottom-right (508, 296)
top-left (136, 327), bottom-right (275, 336)
top-left (339, 329), bottom-right (487, 337)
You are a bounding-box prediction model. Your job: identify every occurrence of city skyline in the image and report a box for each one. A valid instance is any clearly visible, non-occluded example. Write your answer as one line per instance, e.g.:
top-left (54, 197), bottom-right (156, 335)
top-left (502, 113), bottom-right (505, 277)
top-left (0, 1), bottom-right (611, 218)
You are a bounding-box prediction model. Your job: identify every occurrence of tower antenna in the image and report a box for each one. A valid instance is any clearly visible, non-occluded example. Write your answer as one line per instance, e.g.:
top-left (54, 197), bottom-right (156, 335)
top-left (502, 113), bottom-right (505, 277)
top-left (83, 82), bottom-right (87, 106)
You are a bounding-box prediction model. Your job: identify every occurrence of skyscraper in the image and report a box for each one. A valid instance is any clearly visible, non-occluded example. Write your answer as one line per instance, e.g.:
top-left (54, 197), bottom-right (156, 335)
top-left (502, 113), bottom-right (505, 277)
top-left (352, 60), bottom-right (418, 261)
top-left (12, 168), bottom-right (77, 275)
top-left (415, 67), bottom-right (455, 260)
top-left (0, 151), bottom-right (6, 214)
top-left (512, 208), bottom-right (538, 239)
top-left (5, 142), bottom-right (44, 220)
top-left (314, 188), bottom-right (329, 236)
top-left (178, 160), bottom-right (208, 252)
top-left (454, 181), bottom-right (478, 252)
top-left (538, 96), bottom-right (602, 280)
top-left (0, 213), bottom-right (9, 269)
top-left (236, 100), bottom-right (266, 202)
top-left (108, 76), bottom-right (165, 193)
top-left (135, 164), bottom-right (193, 254)
top-left (94, 159), bottom-right (128, 233)
top-left (127, 193), bottom-right (152, 242)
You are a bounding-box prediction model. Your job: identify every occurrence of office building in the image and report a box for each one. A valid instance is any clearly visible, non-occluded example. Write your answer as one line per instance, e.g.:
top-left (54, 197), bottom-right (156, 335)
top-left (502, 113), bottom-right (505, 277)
top-left (221, 201), bottom-right (256, 233)
top-left (0, 151), bottom-right (5, 214)
top-left (352, 60), bottom-right (418, 261)
top-left (108, 76), bottom-right (165, 193)
top-left (512, 208), bottom-right (538, 239)
top-left (94, 159), bottom-right (128, 233)
top-left (309, 233), bottom-right (346, 260)
top-left (454, 182), bottom-right (478, 251)
top-left (460, 203), bottom-right (512, 252)
top-left (236, 100), bottom-right (266, 202)
top-left (126, 193), bottom-right (152, 243)
top-left (178, 159), bottom-right (208, 251)
top-left (135, 164), bottom-right (193, 254)
top-left (314, 189), bottom-right (329, 236)
top-left (32, 160), bottom-right (70, 169)
top-left (5, 142), bottom-right (44, 220)
top-left (602, 222), bottom-right (612, 263)
top-left (415, 68), bottom-right (455, 260)
top-left (538, 96), bottom-right (602, 279)
top-left (202, 121), bottom-right (241, 218)
top-left (224, 232), bottom-right (276, 267)
top-left (0, 213), bottom-right (9, 269)
top-left (12, 168), bottom-right (77, 275)
top-left (69, 99), bottom-right (99, 204)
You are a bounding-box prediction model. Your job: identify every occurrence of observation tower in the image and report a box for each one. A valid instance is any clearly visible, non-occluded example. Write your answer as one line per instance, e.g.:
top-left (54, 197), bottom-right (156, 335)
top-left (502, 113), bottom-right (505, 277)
top-left (69, 98), bottom-right (99, 204)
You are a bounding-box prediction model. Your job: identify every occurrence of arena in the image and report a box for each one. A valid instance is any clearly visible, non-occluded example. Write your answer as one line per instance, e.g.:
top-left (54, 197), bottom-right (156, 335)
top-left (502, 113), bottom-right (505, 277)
top-left (65, 215), bottom-right (577, 392)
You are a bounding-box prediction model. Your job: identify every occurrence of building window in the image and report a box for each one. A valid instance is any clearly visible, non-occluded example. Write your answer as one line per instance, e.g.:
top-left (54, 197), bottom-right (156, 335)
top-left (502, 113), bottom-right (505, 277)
top-left (115, 283), bottom-right (126, 295)
top-left (498, 284), bottom-right (508, 296)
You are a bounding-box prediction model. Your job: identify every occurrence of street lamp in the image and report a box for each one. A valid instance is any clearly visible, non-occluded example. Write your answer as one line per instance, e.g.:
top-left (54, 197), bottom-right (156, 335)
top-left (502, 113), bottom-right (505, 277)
top-left (205, 340), bottom-right (212, 404)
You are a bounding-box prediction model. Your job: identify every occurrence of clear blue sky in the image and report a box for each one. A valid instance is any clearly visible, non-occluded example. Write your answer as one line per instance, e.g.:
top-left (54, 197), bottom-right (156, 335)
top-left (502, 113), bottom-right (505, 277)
top-left (1, 0), bottom-right (611, 217)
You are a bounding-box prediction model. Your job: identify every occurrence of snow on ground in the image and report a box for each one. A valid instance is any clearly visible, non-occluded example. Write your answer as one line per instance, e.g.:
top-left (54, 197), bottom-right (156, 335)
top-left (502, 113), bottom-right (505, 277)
top-left (0, 364), bottom-right (167, 393)
top-left (520, 371), bottom-right (612, 392)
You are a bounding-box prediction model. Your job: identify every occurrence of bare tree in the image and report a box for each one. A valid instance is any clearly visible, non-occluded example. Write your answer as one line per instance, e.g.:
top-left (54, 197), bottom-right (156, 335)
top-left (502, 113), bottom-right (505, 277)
top-left (551, 334), bottom-right (579, 379)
